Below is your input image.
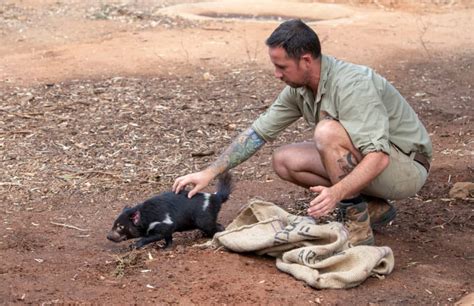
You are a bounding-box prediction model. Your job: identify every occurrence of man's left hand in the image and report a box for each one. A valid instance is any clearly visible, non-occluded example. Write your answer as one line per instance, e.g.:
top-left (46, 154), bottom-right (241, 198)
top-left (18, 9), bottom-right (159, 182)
top-left (307, 186), bottom-right (342, 218)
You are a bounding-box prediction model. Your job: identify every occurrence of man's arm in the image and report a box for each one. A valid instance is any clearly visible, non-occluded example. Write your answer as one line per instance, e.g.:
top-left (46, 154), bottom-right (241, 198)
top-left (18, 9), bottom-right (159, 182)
top-left (307, 151), bottom-right (390, 217)
top-left (173, 127), bottom-right (266, 197)
top-left (210, 127), bottom-right (266, 173)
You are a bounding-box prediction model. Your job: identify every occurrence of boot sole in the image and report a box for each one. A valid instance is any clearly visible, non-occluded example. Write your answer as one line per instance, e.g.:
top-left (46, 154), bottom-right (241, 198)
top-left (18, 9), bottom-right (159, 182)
top-left (370, 206), bottom-right (397, 228)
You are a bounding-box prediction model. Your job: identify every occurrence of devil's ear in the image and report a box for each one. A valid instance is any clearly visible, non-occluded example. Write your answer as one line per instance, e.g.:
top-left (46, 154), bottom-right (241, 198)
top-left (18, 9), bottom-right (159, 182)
top-left (131, 210), bottom-right (141, 225)
top-left (122, 204), bottom-right (131, 211)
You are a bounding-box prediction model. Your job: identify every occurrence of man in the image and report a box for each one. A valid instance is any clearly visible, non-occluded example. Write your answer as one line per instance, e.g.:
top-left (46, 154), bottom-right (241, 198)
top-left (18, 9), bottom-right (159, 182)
top-left (173, 19), bottom-right (432, 246)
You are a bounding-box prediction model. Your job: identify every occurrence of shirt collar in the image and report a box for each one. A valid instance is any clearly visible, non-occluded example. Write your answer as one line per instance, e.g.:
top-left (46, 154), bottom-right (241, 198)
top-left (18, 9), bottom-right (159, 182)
top-left (297, 54), bottom-right (331, 103)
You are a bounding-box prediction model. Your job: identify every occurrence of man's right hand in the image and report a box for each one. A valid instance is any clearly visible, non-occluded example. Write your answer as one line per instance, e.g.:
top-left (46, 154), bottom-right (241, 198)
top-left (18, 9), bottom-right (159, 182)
top-left (172, 169), bottom-right (217, 198)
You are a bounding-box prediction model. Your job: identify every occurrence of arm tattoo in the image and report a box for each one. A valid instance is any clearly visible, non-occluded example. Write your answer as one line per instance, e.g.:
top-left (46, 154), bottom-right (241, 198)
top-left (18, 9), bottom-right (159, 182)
top-left (337, 152), bottom-right (357, 180)
top-left (210, 127), bottom-right (266, 173)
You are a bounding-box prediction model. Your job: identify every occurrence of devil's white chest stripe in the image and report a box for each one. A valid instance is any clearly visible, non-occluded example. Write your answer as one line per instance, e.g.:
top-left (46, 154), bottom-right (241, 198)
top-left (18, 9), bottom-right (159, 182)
top-left (147, 213), bottom-right (174, 234)
top-left (202, 193), bottom-right (211, 211)
top-left (162, 213), bottom-right (173, 225)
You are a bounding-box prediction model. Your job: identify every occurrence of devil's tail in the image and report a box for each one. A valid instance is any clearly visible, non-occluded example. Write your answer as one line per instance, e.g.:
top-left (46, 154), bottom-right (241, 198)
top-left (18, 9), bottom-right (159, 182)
top-left (215, 171), bottom-right (233, 203)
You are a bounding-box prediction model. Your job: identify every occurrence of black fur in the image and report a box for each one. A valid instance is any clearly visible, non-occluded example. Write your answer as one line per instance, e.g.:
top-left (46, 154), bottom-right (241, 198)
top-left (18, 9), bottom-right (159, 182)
top-left (107, 172), bottom-right (232, 249)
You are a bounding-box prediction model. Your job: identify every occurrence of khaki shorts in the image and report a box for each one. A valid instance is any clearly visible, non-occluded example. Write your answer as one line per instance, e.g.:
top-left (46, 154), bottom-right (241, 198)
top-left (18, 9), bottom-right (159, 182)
top-left (363, 145), bottom-right (429, 200)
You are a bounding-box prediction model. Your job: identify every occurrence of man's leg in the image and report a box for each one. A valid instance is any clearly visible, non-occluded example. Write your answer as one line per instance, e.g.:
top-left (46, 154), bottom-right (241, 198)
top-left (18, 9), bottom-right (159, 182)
top-left (272, 141), bottom-right (331, 188)
top-left (314, 120), bottom-right (376, 245)
top-left (314, 119), bottom-right (396, 228)
top-left (273, 119), bottom-right (362, 190)
top-left (312, 119), bottom-right (363, 187)
top-left (273, 119), bottom-right (374, 246)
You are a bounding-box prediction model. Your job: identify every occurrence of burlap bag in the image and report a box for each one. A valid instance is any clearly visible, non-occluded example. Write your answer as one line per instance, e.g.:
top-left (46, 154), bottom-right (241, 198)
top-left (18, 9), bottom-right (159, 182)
top-left (207, 198), bottom-right (395, 289)
top-left (277, 245), bottom-right (394, 289)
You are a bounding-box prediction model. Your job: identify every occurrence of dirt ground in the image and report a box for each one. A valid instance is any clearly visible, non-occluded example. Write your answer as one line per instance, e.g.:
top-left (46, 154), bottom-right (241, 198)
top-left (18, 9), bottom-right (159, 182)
top-left (0, 0), bottom-right (473, 304)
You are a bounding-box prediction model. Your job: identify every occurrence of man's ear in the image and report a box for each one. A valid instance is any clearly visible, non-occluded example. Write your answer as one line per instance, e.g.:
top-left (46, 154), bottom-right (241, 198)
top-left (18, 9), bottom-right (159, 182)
top-left (300, 53), bottom-right (313, 66)
top-left (130, 210), bottom-right (141, 225)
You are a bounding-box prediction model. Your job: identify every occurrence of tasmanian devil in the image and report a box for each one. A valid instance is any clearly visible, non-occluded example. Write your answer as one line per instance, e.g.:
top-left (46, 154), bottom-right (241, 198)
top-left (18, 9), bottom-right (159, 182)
top-left (107, 172), bottom-right (232, 249)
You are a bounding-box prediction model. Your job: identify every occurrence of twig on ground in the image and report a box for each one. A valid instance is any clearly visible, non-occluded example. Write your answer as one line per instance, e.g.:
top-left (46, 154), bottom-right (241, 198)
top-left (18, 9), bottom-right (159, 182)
top-left (60, 167), bottom-right (122, 179)
top-left (0, 182), bottom-right (21, 186)
top-left (201, 26), bottom-right (229, 32)
top-left (226, 105), bottom-right (268, 113)
top-left (50, 221), bottom-right (89, 232)
top-left (431, 213), bottom-right (456, 229)
top-left (191, 150), bottom-right (215, 157)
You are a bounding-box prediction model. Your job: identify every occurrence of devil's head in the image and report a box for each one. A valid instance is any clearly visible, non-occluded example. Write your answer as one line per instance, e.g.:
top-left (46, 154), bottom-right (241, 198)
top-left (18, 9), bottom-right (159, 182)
top-left (107, 206), bottom-right (142, 242)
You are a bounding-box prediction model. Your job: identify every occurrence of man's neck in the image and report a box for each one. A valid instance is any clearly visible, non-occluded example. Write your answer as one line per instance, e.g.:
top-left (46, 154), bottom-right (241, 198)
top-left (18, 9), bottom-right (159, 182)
top-left (308, 57), bottom-right (322, 96)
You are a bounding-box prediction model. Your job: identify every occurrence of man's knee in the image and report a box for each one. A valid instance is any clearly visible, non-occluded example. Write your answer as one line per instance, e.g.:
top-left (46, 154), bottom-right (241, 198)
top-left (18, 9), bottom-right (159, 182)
top-left (272, 145), bottom-right (295, 180)
top-left (272, 147), bottom-right (290, 178)
top-left (314, 119), bottom-right (354, 152)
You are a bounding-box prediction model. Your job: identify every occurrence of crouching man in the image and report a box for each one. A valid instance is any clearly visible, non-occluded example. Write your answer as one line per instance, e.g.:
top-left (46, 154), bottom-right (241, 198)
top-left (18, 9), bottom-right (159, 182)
top-left (173, 19), bottom-right (432, 246)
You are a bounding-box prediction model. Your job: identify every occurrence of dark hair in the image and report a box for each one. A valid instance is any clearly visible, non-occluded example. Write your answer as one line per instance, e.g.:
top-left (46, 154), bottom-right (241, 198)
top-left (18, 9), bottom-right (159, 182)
top-left (265, 19), bottom-right (321, 60)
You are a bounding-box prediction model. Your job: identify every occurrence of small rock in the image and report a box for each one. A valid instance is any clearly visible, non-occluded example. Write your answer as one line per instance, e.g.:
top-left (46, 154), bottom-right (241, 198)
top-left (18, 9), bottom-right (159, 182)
top-left (449, 182), bottom-right (474, 199)
top-left (203, 72), bottom-right (215, 81)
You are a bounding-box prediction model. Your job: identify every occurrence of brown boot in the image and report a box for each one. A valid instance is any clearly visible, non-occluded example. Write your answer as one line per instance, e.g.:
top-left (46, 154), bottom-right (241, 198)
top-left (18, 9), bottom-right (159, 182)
top-left (366, 196), bottom-right (397, 228)
top-left (338, 201), bottom-right (374, 246)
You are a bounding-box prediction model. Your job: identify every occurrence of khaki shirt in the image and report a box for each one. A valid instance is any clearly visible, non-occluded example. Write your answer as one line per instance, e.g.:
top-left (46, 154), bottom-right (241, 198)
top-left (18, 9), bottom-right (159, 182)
top-left (252, 54), bottom-right (433, 159)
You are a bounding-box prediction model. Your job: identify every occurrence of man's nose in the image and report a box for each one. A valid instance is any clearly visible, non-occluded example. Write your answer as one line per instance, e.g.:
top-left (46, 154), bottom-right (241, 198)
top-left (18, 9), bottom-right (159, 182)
top-left (274, 70), bottom-right (283, 79)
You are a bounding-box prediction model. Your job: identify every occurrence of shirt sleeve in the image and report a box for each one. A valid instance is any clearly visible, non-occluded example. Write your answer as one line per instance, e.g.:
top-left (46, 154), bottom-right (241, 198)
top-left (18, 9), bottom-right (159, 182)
top-left (251, 86), bottom-right (303, 142)
top-left (336, 79), bottom-right (391, 155)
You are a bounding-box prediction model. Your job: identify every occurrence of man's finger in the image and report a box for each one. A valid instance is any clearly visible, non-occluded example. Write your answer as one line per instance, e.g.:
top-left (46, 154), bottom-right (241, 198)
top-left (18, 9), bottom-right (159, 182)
top-left (308, 198), bottom-right (330, 215)
top-left (307, 203), bottom-right (320, 215)
top-left (175, 179), bottom-right (187, 194)
top-left (308, 207), bottom-right (325, 218)
top-left (309, 192), bottom-right (324, 207)
top-left (188, 186), bottom-right (200, 198)
top-left (310, 191), bottom-right (323, 205)
top-left (173, 176), bottom-right (186, 192)
top-left (172, 179), bottom-right (180, 192)
top-left (309, 186), bottom-right (323, 193)
top-left (173, 181), bottom-right (180, 193)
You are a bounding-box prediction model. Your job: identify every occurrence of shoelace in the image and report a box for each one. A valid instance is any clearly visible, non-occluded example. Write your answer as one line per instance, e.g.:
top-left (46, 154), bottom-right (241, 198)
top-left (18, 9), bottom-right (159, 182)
top-left (335, 207), bottom-right (346, 223)
top-left (335, 207), bottom-right (358, 230)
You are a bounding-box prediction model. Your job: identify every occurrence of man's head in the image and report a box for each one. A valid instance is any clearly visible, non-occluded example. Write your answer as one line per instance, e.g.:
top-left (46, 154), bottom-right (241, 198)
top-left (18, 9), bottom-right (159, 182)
top-left (266, 19), bottom-right (321, 88)
top-left (266, 19), bottom-right (321, 60)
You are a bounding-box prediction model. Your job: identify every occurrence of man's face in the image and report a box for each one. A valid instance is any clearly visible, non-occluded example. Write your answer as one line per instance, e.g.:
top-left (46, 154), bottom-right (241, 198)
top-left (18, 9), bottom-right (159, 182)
top-left (268, 46), bottom-right (308, 88)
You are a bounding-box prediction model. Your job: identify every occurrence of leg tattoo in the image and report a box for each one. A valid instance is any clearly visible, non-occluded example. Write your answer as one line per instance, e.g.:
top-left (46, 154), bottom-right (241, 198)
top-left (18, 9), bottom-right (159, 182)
top-left (337, 152), bottom-right (357, 180)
